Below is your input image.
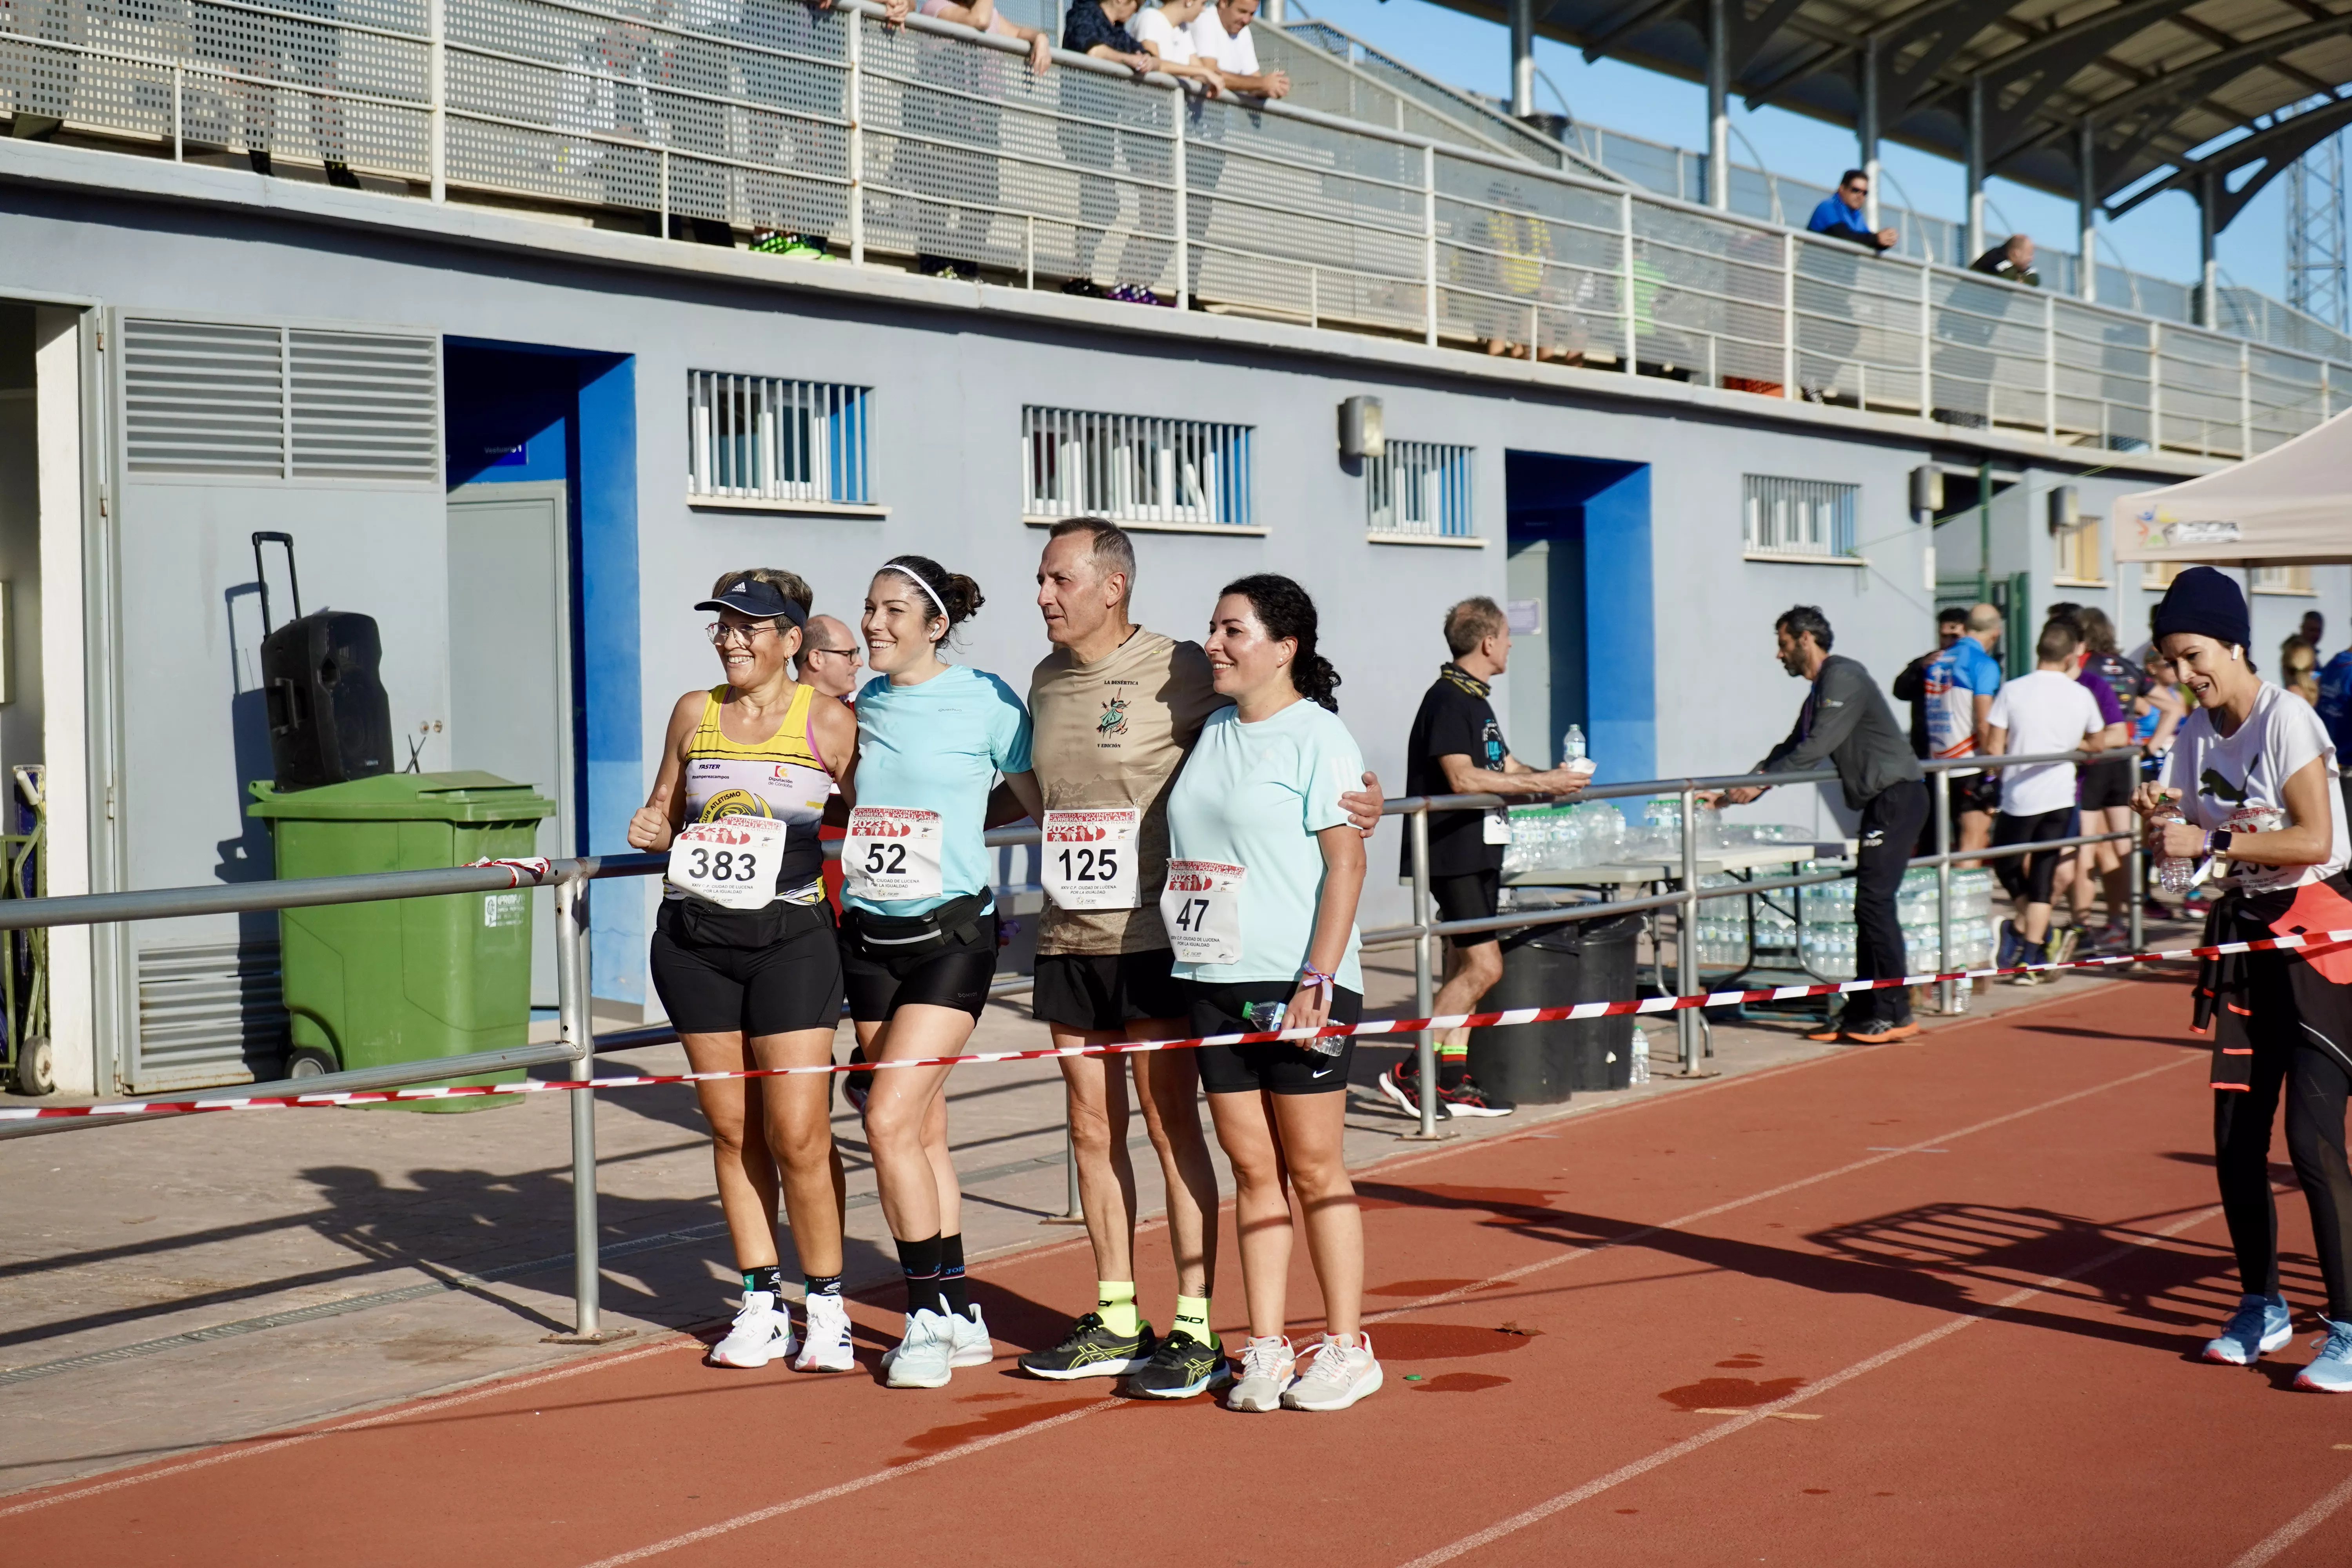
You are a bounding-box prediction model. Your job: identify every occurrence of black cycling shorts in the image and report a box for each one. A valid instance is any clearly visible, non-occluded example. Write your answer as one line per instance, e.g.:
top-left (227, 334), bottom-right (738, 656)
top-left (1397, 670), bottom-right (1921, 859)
top-left (1993, 807), bottom-right (2076, 906)
top-left (650, 898), bottom-right (845, 1038)
top-left (2079, 756), bottom-right (2136, 811)
top-left (841, 909), bottom-right (1000, 1022)
top-left (1188, 980), bottom-right (1363, 1096)
top-left (1952, 769), bottom-right (2002, 817)
top-left (1031, 948), bottom-right (1186, 1033)
top-left (1432, 870), bottom-right (1502, 949)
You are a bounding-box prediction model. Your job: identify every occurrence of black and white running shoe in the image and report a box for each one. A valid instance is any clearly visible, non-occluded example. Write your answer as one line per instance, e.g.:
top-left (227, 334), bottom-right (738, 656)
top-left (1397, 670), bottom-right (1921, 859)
top-left (1437, 1075), bottom-right (1516, 1118)
top-left (1374, 1062), bottom-right (1423, 1117)
top-left (1126, 1330), bottom-right (1233, 1400)
top-left (1016, 1311), bottom-right (1155, 1380)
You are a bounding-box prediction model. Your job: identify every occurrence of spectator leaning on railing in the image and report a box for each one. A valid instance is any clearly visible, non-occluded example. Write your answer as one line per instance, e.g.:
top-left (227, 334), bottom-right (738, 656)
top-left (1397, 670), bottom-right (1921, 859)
top-left (1187, 0), bottom-right (1290, 97)
top-left (1807, 169), bottom-right (1898, 254)
top-left (1969, 234), bottom-right (2040, 288)
top-left (1379, 597), bottom-right (1590, 1122)
top-left (1713, 606), bottom-right (1926, 1045)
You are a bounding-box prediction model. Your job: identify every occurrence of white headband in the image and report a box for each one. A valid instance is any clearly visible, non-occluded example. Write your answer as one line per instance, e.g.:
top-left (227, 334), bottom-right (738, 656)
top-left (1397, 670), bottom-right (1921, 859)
top-left (887, 565), bottom-right (948, 621)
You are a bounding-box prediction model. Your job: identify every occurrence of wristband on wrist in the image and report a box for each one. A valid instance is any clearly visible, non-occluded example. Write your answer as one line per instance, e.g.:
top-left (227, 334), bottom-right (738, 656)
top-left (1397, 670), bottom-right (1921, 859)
top-left (1298, 965), bottom-right (1336, 1003)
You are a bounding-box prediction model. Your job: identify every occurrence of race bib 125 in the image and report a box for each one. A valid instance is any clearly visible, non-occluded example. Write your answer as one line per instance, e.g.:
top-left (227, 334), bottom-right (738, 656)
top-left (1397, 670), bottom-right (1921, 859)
top-left (1043, 808), bottom-right (1143, 911)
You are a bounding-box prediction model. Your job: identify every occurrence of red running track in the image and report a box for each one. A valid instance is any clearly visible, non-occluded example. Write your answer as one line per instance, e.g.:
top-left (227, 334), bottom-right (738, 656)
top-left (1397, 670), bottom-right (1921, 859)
top-left (8, 972), bottom-right (2352, 1567)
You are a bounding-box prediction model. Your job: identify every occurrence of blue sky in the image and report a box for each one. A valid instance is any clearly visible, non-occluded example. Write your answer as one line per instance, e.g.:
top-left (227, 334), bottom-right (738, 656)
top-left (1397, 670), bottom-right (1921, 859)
top-left (1289, 0), bottom-right (2307, 308)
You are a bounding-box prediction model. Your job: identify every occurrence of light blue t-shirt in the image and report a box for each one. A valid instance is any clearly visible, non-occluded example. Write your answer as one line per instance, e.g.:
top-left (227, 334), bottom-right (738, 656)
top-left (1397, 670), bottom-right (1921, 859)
top-left (1164, 699), bottom-right (1365, 990)
top-left (847, 664), bottom-right (1033, 918)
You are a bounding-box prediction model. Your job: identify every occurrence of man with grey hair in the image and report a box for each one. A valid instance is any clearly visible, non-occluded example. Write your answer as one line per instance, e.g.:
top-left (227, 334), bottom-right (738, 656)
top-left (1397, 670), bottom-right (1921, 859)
top-left (1379, 595), bottom-right (1589, 1121)
top-left (1014, 517), bottom-right (1385, 1397)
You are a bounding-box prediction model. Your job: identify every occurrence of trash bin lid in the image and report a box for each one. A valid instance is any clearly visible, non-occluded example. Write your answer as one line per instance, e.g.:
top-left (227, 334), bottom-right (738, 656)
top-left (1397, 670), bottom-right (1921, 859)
top-left (247, 771), bottom-right (558, 822)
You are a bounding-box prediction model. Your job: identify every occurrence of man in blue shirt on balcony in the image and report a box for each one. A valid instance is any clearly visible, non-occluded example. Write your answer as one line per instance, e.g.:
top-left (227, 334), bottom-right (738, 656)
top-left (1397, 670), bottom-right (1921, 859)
top-left (1808, 169), bottom-right (1899, 254)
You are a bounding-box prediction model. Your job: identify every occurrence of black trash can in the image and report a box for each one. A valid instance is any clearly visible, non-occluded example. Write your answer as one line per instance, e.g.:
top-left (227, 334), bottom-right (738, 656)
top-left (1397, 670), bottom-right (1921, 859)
top-left (1466, 914), bottom-right (1641, 1104)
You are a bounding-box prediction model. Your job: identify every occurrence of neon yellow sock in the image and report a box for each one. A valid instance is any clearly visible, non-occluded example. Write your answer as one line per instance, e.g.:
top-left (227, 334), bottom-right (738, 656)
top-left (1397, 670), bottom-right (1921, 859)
top-left (1097, 1281), bottom-right (1139, 1338)
top-left (1172, 1294), bottom-right (1213, 1347)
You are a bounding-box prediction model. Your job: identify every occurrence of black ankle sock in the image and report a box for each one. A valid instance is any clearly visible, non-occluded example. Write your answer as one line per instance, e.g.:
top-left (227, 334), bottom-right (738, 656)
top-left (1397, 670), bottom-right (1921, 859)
top-left (938, 1233), bottom-right (971, 1318)
top-left (804, 1273), bottom-right (843, 1298)
top-left (743, 1264), bottom-right (784, 1299)
top-left (1436, 1055), bottom-right (1470, 1090)
top-left (895, 1234), bottom-right (944, 1316)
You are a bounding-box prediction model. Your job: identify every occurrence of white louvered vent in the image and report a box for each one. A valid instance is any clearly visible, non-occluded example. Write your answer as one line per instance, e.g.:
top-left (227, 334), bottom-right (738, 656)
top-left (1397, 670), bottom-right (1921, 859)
top-left (122, 319), bottom-right (286, 477)
top-left (123, 319), bottom-right (439, 482)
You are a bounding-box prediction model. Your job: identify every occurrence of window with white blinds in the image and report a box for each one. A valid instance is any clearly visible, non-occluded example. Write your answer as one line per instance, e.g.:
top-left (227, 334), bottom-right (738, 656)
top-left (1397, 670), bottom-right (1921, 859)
top-left (1742, 474), bottom-right (1858, 559)
top-left (1368, 441), bottom-right (1474, 537)
top-left (121, 319), bottom-right (439, 482)
top-left (687, 373), bottom-right (872, 505)
top-left (1022, 408), bottom-right (1253, 528)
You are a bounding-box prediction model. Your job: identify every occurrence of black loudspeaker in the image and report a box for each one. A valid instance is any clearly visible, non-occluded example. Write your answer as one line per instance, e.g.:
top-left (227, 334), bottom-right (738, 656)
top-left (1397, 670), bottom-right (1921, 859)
top-left (260, 611), bottom-right (394, 791)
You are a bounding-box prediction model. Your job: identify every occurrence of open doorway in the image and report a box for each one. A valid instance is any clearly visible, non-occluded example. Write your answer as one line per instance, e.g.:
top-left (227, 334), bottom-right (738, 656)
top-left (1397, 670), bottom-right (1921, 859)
top-left (1503, 452), bottom-right (1654, 783)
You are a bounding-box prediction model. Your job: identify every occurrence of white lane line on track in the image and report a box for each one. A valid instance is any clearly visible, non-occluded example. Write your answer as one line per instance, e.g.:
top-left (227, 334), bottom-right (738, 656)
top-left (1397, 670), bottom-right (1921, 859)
top-left (1366, 1054), bottom-right (2196, 1327)
top-left (0, 1335), bottom-right (688, 1518)
top-left (2229, 1472), bottom-right (2352, 1568)
top-left (1391, 1200), bottom-right (2232, 1568)
top-left (572, 1399), bottom-right (1123, 1568)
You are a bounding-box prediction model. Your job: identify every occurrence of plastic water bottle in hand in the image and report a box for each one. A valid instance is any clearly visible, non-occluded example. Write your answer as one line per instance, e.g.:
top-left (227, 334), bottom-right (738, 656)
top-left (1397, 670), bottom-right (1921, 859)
top-left (1560, 725), bottom-right (1585, 765)
top-left (2150, 799), bottom-right (2196, 894)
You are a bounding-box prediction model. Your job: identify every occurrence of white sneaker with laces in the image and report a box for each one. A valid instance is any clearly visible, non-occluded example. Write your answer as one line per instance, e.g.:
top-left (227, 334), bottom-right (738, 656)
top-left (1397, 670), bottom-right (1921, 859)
top-left (1227, 1335), bottom-right (1295, 1412)
top-left (884, 1309), bottom-right (958, 1388)
top-left (709, 1290), bottom-right (796, 1368)
top-left (793, 1290), bottom-right (855, 1372)
top-left (1282, 1331), bottom-right (1383, 1411)
top-left (948, 1303), bottom-right (994, 1367)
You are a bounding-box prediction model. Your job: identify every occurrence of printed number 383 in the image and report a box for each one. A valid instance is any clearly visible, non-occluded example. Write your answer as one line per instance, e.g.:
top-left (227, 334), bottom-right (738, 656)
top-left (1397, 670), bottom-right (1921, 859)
top-left (686, 848), bottom-right (760, 882)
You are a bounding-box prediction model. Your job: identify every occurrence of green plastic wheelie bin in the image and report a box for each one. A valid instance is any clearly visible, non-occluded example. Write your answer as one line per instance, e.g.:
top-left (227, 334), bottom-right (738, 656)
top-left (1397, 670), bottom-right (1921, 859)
top-left (247, 772), bottom-right (556, 1109)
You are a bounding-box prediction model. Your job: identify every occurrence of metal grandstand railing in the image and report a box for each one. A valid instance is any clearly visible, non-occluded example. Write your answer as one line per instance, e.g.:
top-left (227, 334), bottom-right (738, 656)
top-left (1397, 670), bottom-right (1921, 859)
top-left (4, 0), bottom-right (2348, 454)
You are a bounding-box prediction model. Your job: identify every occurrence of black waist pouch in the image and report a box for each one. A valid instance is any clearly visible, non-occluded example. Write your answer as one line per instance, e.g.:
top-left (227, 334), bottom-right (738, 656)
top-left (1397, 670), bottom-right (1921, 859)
top-left (661, 894), bottom-right (825, 951)
top-left (841, 893), bottom-right (991, 959)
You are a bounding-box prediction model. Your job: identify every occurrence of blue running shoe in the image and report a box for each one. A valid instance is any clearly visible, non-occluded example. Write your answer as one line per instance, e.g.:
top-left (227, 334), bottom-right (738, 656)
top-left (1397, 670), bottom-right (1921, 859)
top-left (2204, 1292), bottom-right (2292, 1365)
top-left (2294, 1317), bottom-right (2352, 1391)
top-left (1996, 919), bottom-right (2024, 971)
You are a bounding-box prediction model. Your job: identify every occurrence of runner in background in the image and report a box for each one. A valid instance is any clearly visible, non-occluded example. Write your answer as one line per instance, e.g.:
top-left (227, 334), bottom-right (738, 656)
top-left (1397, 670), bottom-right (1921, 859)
top-left (2069, 607), bottom-right (2148, 955)
top-left (793, 614), bottom-right (862, 918)
top-left (1379, 596), bottom-right (1588, 1120)
top-left (1985, 618), bottom-right (2109, 978)
top-left (2133, 567), bottom-right (2352, 1390)
top-left (1015, 519), bottom-right (1385, 1398)
top-left (835, 555), bottom-right (1042, 1390)
top-left (1166, 575), bottom-right (1380, 1413)
top-left (627, 570), bottom-right (859, 1374)
top-left (1925, 602), bottom-right (2004, 862)
top-left (1892, 606), bottom-right (1970, 760)
top-left (2316, 634), bottom-right (2352, 829)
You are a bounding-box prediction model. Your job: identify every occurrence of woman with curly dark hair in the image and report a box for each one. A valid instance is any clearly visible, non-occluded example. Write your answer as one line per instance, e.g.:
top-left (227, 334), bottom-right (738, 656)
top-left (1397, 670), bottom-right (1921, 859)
top-left (1161, 573), bottom-right (1378, 1413)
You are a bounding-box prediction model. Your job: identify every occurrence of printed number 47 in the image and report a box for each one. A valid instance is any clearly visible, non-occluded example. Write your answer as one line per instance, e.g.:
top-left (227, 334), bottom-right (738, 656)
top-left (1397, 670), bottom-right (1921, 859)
top-left (1175, 897), bottom-right (1209, 932)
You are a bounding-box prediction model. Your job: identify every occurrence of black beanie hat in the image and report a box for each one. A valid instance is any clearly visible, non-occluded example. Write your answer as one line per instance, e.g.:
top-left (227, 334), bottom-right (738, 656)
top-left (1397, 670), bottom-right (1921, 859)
top-left (2150, 565), bottom-right (2250, 651)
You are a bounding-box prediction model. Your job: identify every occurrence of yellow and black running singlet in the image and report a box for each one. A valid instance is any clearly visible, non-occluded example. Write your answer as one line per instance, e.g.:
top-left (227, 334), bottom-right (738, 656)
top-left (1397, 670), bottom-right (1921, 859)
top-left (667, 683), bottom-right (833, 904)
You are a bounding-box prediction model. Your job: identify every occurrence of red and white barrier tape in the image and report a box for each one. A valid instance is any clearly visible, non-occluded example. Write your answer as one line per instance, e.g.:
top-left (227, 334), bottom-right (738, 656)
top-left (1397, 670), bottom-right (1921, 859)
top-left (7, 924), bottom-right (2338, 1123)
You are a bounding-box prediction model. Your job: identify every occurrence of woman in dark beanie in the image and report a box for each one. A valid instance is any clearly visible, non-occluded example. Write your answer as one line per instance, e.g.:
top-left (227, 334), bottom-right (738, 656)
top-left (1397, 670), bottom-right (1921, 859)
top-left (2132, 565), bottom-right (2352, 1389)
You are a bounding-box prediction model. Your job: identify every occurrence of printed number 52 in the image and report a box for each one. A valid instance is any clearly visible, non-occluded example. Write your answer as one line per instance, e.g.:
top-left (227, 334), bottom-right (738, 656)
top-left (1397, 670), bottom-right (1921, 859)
top-left (864, 843), bottom-right (907, 875)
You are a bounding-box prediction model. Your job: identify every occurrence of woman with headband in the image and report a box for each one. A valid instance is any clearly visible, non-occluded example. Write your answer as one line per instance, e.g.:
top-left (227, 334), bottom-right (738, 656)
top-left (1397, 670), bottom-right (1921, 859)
top-left (835, 554), bottom-right (1043, 1388)
top-left (626, 570), bottom-right (859, 1374)
top-left (1161, 573), bottom-right (1378, 1412)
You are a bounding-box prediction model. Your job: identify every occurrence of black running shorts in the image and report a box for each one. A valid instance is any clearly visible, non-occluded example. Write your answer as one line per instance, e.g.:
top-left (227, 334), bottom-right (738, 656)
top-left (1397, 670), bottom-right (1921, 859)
top-left (1952, 769), bottom-right (2001, 817)
top-left (1187, 980), bottom-right (1363, 1096)
top-left (1031, 948), bottom-right (1187, 1033)
top-left (2078, 756), bottom-right (2136, 811)
top-left (650, 898), bottom-right (845, 1038)
top-left (1432, 871), bottom-right (1502, 949)
top-left (841, 910), bottom-right (1000, 1022)
top-left (1992, 807), bottom-right (2076, 906)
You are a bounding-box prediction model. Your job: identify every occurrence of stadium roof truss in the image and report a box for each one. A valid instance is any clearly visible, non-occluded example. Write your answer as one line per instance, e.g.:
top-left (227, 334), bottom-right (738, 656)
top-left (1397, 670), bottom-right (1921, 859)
top-left (1426, 0), bottom-right (2352, 230)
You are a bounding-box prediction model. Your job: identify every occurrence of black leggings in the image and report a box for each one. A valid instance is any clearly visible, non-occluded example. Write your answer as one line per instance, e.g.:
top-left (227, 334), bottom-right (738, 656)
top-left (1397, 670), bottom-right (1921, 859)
top-left (2214, 1031), bottom-right (2352, 1322)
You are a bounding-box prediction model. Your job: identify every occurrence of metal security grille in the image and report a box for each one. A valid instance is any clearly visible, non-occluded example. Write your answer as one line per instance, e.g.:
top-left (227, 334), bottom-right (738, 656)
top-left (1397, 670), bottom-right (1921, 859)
top-left (1743, 475), bottom-right (1857, 559)
top-left (1368, 440), bottom-right (1472, 537)
top-left (1021, 408), bottom-right (1251, 527)
top-left (687, 372), bottom-right (870, 504)
top-left (123, 318), bottom-right (439, 481)
top-left (132, 940), bottom-right (288, 1091)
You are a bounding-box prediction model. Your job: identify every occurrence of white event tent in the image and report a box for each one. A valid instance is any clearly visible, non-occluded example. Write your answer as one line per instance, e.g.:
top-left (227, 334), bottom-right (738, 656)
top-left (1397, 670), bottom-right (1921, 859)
top-left (2112, 407), bottom-right (2352, 566)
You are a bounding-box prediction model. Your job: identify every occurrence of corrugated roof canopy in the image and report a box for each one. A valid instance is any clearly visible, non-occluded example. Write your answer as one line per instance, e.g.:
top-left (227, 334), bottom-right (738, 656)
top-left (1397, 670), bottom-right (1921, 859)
top-left (1425, 0), bottom-right (2352, 227)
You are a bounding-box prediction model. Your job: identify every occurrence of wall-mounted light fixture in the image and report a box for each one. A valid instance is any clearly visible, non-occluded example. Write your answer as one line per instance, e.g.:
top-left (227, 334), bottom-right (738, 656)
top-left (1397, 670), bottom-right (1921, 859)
top-left (1908, 465), bottom-right (1943, 520)
top-left (1338, 395), bottom-right (1384, 461)
top-left (2047, 483), bottom-right (2079, 534)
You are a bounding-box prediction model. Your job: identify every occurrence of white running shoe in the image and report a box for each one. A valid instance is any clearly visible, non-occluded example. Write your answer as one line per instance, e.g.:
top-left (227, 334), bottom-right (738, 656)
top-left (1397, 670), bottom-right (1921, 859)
top-left (709, 1290), bottom-right (796, 1368)
top-left (793, 1291), bottom-right (855, 1372)
top-left (884, 1309), bottom-right (958, 1388)
top-left (1227, 1335), bottom-right (1295, 1412)
top-left (1282, 1332), bottom-right (1383, 1411)
top-left (947, 1303), bottom-right (995, 1367)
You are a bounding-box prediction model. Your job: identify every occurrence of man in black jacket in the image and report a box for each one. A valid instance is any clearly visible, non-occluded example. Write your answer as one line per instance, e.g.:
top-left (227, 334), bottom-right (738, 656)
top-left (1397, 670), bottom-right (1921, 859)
top-left (1716, 606), bottom-right (1927, 1044)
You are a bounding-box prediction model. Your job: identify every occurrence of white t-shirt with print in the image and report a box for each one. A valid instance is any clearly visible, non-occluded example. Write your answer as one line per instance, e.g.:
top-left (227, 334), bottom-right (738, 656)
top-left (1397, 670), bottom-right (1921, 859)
top-left (1132, 7), bottom-right (1198, 64)
top-left (1186, 11), bottom-right (1258, 73)
top-left (1987, 670), bottom-right (2104, 817)
top-left (2165, 679), bottom-right (2350, 891)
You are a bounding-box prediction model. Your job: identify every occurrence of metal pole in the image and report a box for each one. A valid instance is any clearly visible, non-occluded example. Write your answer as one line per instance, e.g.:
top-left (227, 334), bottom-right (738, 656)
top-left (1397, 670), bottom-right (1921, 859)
top-left (1621, 190), bottom-right (1637, 373)
top-left (2076, 119), bottom-right (2096, 302)
top-left (1173, 85), bottom-right (1189, 312)
top-left (1859, 39), bottom-right (1880, 233)
top-left (1704, 0), bottom-right (1728, 211)
top-left (428, 0), bottom-right (446, 203)
top-left (1677, 783), bottom-right (1704, 1076)
top-left (659, 149), bottom-right (670, 240)
top-left (2127, 815), bottom-right (2145, 958)
top-left (1423, 144), bottom-right (1438, 348)
top-left (847, 6), bottom-right (865, 265)
top-left (1508, 0), bottom-right (1534, 118)
top-left (2198, 168), bottom-right (2218, 329)
top-left (1964, 76), bottom-right (1984, 263)
top-left (1935, 768), bottom-right (1960, 1015)
top-left (1409, 804), bottom-right (1443, 1139)
top-left (553, 876), bottom-right (613, 1341)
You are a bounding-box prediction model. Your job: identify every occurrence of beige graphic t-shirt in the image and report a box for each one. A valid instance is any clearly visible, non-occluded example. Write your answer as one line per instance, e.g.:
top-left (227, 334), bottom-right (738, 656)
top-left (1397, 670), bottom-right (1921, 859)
top-left (1029, 627), bottom-right (1228, 955)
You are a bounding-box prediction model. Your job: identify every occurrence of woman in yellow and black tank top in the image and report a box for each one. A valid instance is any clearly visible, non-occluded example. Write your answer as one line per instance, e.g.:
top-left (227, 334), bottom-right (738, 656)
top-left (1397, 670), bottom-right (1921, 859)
top-left (627, 572), bottom-right (861, 1374)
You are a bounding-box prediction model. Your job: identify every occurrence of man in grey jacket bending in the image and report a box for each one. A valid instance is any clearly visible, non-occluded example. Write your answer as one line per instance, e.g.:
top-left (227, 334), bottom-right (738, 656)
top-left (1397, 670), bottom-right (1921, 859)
top-left (1715, 605), bottom-right (1928, 1044)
